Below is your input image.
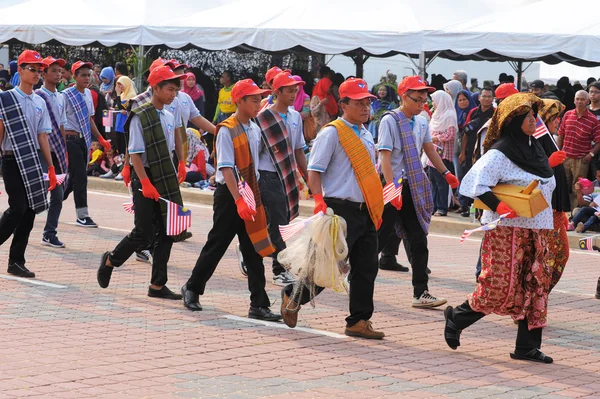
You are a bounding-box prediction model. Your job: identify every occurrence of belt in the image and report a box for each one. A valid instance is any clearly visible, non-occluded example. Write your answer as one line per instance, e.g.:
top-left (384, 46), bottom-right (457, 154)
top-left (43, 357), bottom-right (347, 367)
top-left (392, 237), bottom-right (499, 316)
top-left (324, 197), bottom-right (368, 211)
top-left (2, 150), bottom-right (14, 156)
top-left (65, 130), bottom-right (83, 138)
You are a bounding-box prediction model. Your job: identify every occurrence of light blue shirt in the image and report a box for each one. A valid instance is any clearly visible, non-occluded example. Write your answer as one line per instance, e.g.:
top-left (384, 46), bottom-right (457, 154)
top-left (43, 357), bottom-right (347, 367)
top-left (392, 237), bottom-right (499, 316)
top-left (0, 87), bottom-right (52, 151)
top-left (64, 87), bottom-right (94, 133)
top-left (128, 108), bottom-right (176, 168)
top-left (258, 108), bottom-right (306, 172)
top-left (176, 91), bottom-right (201, 126)
top-left (166, 96), bottom-right (184, 129)
top-left (377, 113), bottom-right (431, 179)
top-left (308, 118), bottom-right (376, 203)
top-left (215, 121), bottom-right (261, 185)
top-left (40, 86), bottom-right (67, 128)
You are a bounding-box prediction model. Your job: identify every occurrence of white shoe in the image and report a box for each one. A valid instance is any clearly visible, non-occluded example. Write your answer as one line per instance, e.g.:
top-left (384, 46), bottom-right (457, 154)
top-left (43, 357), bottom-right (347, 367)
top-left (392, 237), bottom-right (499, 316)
top-left (236, 243), bottom-right (247, 276)
top-left (135, 250), bottom-right (151, 263)
top-left (100, 170), bottom-right (115, 178)
top-left (272, 270), bottom-right (296, 286)
top-left (114, 173), bottom-right (123, 181)
top-left (412, 290), bottom-right (447, 308)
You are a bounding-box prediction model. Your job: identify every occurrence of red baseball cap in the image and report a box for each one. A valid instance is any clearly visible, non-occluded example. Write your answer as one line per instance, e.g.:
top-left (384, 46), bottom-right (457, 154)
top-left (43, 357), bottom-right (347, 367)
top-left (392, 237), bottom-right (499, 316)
top-left (338, 78), bottom-right (376, 100)
top-left (149, 57), bottom-right (167, 72)
top-left (42, 56), bottom-right (66, 68)
top-left (147, 65), bottom-right (187, 87)
top-left (71, 60), bottom-right (93, 75)
top-left (17, 50), bottom-right (43, 66)
top-left (397, 76), bottom-right (435, 96)
top-left (166, 59), bottom-right (188, 71)
top-left (495, 83), bottom-right (519, 99)
top-left (272, 72), bottom-right (305, 92)
top-left (231, 79), bottom-right (271, 103)
top-left (265, 66), bottom-right (290, 84)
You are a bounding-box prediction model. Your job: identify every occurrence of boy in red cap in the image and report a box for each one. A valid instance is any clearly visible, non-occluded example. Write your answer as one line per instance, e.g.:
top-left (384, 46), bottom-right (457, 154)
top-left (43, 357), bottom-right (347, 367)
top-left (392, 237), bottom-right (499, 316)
top-left (249, 71), bottom-right (309, 286)
top-left (62, 60), bottom-right (110, 228)
top-left (182, 79), bottom-right (281, 322)
top-left (377, 76), bottom-right (458, 308)
top-left (97, 65), bottom-right (188, 300)
top-left (259, 66), bottom-right (288, 111)
top-left (0, 49), bottom-right (58, 278)
top-left (36, 56), bottom-right (68, 248)
top-left (281, 78), bottom-right (385, 339)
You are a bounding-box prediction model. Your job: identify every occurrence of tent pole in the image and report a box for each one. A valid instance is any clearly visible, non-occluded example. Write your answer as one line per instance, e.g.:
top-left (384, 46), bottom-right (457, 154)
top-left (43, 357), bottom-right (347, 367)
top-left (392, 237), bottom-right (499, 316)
top-left (354, 50), bottom-right (365, 78)
top-left (517, 61), bottom-right (523, 91)
top-left (136, 44), bottom-right (145, 92)
top-left (419, 51), bottom-right (426, 79)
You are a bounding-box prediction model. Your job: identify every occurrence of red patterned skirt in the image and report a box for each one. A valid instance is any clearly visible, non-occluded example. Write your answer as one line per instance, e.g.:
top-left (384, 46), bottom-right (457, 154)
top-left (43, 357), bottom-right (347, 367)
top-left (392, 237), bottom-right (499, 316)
top-left (469, 225), bottom-right (553, 330)
top-left (549, 211), bottom-right (570, 291)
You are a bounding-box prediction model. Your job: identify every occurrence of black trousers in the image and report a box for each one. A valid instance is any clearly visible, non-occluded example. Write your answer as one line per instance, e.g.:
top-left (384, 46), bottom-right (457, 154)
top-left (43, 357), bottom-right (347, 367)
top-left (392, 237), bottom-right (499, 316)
top-left (258, 170), bottom-right (288, 276)
top-left (283, 199), bottom-right (379, 327)
top-left (0, 156), bottom-right (37, 264)
top-left (108, 174), bottom-right (173, 286)
top-left (380, 232), bottom-right (412, 263)
top-left (64, 136), bottom-right (89, 218)
top-left (377, 184), bottom-right (429, 297)
top-left (186, 184), bottom-right (270, 308)
top-left (453, 301), bottom-right (542, 352)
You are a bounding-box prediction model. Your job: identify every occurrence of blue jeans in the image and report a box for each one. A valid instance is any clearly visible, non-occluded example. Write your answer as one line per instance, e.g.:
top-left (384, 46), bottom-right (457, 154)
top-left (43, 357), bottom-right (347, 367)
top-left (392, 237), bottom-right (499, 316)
top-left (39, 152), bottom-right (65, 239)
top-left (429, 159), bottom-right (454, 213)
top-left (573, 206), bottom-right (600, 232)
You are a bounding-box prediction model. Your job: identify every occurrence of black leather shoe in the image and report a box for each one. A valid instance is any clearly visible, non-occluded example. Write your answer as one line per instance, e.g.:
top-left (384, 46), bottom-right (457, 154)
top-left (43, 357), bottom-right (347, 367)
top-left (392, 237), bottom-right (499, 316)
top-left (379, 257), bottom-right (409, 272)
top-left (182, 284), bottom-right (202, 311)
top-left (97, 252), bottom-right (112, 288)
top-left (148, 286), bottom-right (182, 300)
top-left (7, 261), bottom-right (35, 278)
top-left (248, 306), bottom-right (282, 322)
top-left (596, 277), bottom-right (600, 299)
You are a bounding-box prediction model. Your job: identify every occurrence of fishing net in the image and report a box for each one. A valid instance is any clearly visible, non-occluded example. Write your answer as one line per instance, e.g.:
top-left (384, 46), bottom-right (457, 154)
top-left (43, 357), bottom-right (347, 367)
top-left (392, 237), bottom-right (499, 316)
top-left (277, 208), bottom-right (349, 309)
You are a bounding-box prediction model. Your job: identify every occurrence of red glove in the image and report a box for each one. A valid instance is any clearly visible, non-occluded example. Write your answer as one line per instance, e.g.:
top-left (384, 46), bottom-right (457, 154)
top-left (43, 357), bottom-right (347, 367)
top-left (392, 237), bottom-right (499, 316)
top-left (121, 164), bottom-right (131, 186)
top-left (444, 172), bottom-right (460, 189)
top-left (235, 197), bottom-right (256, 221)
top-left (140, 177), bottom-right (160, 201)
top-left (47, 166), bottom-right (57, 191)
top-left (548, 150), bottom-right (567, 168)
top-left (98, 136), bottom-right (111, 151)
top-left (496, 201), bottom-right (517, 218)
top-left (313, 193), bottom-right (327, 215)
top-left (390, 195), bottom-right (403, 211)
top-left (177, 160), bottom-right (186, 184)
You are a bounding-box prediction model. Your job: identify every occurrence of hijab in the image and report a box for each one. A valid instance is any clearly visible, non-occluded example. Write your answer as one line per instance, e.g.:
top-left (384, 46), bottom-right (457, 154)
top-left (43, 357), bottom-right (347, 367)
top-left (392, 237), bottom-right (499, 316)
top-left (430, 90), bottom-right (458, 134)
top-left (100, 66), bottom-right (115, 95)
top-left (443, 80), bottom-right (462, 102)
top-left (371, 85), bottom-right (396, 120)
top-left (293, 75), bottom-right (309, 112)
top-left (182, 72), bottom-right (204, 102)
top-left (116, 76), bottom-right (137, 101)
top-left (490, 97), bottom-right (553, 178)
top-left (455, 90), bottom-right (477, 127)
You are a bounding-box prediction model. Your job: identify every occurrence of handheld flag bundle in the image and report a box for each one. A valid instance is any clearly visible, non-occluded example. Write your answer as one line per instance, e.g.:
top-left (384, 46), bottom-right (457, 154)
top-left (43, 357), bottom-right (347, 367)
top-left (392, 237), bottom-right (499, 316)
top-left (460, 213), bottom-right (510, 243)
top-left (133, 189), bottom-right (192, 235)
top-left (279, 212), bottom-right (324, 242)
top-left (383, 171), bottom-right (404, 205)
top-left (237, 175), bottom-right (256, 212)
top-left (43, 173), bottom-right (66, 185)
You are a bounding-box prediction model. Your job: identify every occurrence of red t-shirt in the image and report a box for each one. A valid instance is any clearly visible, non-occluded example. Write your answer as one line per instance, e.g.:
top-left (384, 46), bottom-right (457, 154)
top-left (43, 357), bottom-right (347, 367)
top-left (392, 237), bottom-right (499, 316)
top-left (558, 109), bottom-right (600, 158)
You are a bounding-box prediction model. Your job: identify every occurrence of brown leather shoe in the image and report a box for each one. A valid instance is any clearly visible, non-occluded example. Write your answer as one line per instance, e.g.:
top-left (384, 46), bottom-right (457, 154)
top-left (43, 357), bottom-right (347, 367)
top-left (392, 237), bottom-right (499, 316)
top-left (345, 320), bottom-right (385, 339)
top-left (281, 289), bottom-right (300, 328)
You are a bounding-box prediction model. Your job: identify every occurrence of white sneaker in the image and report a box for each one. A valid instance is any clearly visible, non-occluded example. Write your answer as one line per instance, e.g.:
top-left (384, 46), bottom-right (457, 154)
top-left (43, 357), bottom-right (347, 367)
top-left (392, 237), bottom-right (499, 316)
top-left (100, 170), bottom-right (115, 178)
top-left (236, 243), bottom-right (247, 276)
top-left (135, 250), bottom-right (151, 263)
top-left (272, 270), bottom-right (296, 286)
top-left (114, 173), bottom-right (123, 181)
top-left (412, 290), bottom-right (447, 308)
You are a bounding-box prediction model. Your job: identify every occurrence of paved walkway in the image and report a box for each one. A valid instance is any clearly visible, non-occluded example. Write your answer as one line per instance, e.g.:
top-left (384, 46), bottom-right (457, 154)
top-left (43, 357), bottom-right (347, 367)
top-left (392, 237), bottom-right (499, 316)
top-left (0, 187), bottom-right (600, 399)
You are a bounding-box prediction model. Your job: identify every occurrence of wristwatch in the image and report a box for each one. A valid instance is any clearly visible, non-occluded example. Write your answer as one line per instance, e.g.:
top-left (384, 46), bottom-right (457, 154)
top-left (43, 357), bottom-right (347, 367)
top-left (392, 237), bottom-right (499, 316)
top-left (442, 170), bottom-right (450, 176)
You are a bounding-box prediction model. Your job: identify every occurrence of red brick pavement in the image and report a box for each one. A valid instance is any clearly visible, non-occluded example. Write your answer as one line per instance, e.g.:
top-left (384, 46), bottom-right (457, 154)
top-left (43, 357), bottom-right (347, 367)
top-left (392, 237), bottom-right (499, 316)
top-left (0, 186), bottom-right (599, 398)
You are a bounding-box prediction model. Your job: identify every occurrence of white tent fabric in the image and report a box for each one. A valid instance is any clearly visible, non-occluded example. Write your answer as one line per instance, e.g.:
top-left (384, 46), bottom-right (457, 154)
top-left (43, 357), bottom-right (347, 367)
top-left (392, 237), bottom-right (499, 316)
top-left (425, 0), bottom-right (600, 64)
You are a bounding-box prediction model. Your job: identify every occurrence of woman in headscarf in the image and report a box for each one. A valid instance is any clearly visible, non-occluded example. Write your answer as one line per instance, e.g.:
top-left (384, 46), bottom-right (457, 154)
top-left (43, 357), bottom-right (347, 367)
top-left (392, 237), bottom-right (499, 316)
top-left (538, 99), bottom-right (570, 291)
top-left (428, 91), bottom-right (458, 216)
top-left (311, 69), bottom-right (338, 128)
top-left (454, 90), bottom-right (478, 213)
top-left (291, 75), bottom-right (314, 143)
top-left (367, 84), bottom-right (397, 141)
top-left (182, 72), bottom-right (205, 118)
top-left (443, 80), bottom-right (462, 103)
top-left (444, 93), bottom-right (557, 364)
top-left (112, 76), bottom-right (137, 154)
top-left (99, 66), bottom-right (115, 106)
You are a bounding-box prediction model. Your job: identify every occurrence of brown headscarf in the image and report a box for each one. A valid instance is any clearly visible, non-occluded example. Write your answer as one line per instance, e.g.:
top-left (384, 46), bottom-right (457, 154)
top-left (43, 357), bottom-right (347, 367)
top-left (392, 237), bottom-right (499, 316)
top-left (539, 99), bottom-right (565, 126)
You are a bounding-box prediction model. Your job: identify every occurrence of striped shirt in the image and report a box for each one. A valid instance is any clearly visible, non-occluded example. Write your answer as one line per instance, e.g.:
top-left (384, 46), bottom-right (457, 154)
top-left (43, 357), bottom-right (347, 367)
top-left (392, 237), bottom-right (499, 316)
top-left (558, 109), bottom-right (600, 158)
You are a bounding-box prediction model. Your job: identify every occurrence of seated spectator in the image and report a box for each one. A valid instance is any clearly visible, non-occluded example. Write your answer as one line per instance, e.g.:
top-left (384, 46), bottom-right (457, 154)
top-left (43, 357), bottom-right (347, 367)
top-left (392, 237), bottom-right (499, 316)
top-left (100, 149), bottom-right (125, 179)
top-left (184, 128), bottom-right (215, 184)
top-left (87, 141), bottom-right (108, 177)
top-left (570, 174), bottom-right (600, 232)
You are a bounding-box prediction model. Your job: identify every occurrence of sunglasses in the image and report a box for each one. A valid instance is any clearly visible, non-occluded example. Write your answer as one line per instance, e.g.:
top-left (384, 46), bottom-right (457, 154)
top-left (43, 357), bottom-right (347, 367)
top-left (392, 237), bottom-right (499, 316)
top-left (24, 67), bottom-right (43, 74)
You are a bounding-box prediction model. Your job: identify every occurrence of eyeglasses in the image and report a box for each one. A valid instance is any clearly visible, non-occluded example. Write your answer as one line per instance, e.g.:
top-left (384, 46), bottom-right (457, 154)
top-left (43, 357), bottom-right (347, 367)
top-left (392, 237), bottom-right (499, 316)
top-left (406, 94), bottom-right (427, 105)
top-left (25, 67), bottom-right (43, 74)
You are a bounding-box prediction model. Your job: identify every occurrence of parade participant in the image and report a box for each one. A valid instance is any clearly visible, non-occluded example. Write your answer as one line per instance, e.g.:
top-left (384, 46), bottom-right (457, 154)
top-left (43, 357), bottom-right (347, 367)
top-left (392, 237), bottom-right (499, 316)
top-left (96, 66), bottom-right (187, 299)
top-left (37, 56), bottom-right (68, 248)
top-left (444, 93), bottom-right (557, 364)
top-left (281, 78), bottom-right (385, 339)
top-left (259, 66), bottom-right (285, 111)
top-left (377, 76), bottom-right (458, 308)
top-left (182, 79), bottom-right (281, 322)
top-left (212, 70), bottom-right (236, 124)
top-left (253, 71), bottom-right (308, 286)
top-left (538, 99), bottom-right (570, 291)
top-left (0, 50), bottom-right (57, 278)
top-left (62, 60), bottom-right (111, 228)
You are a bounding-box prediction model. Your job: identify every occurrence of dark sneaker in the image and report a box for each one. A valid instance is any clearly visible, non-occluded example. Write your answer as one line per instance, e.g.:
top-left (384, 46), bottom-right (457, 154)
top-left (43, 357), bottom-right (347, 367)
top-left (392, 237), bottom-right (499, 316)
top-left (41, 235), bottom-right (65, 248)
top-left (248, 306), bottom-right (282, 322)
top-left (596, 277), bottom-right (600, 300)
top-left (148, 286), bottom-right (182, 300)
top-left (236, 243), bottom-right (248, 277)
top-left (97, 252), bottom-right (113, 288)
top-left (76, 217), bottom-right (98, 228)
top-left (379, 256), bottom-right (409, 272)
top-left (7, 261), bottom-right (35, 278)
top-left (135, 250), bottom-right (151, 263)
top-left (272, 270), bottom-right (296, 286)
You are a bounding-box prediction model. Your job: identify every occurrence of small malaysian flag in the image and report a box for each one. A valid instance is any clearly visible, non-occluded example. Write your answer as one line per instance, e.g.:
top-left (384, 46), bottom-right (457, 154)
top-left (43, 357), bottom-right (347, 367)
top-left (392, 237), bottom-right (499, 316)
top-left (279, 212), bottom-right (324, 242)
top-left (123, 201), bottom-right (134, 214)
top-left (533, 116), bottom-right (550, 139)
top-left (43, 173), bottom-right (66, 185)
top-left (383, 174), bottom-right (404, 205)
top-left (238, 176), bottom-right (256, 212)
top-left (579, 236), bottom-right (599, 251)
top-left (165, 200), bottom-right (192, 236)
top-left (460, 213), bottom-right (510, 243)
